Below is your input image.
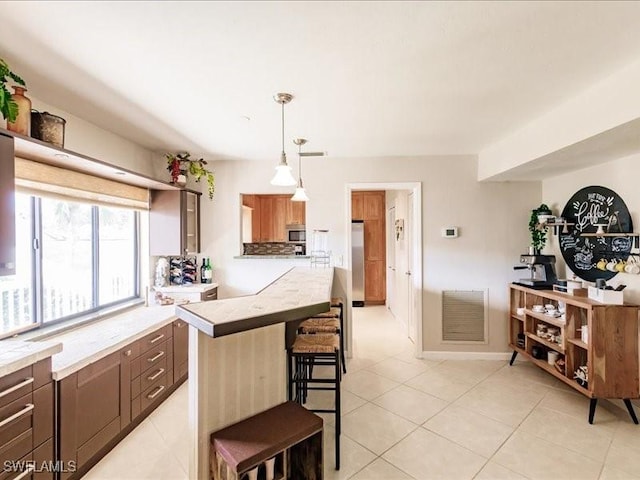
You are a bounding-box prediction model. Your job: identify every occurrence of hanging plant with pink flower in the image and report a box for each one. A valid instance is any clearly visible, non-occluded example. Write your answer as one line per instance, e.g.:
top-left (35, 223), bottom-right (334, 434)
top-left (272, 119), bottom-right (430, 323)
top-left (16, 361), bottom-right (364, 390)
top-left (165, 152), bottom-right (215, 199)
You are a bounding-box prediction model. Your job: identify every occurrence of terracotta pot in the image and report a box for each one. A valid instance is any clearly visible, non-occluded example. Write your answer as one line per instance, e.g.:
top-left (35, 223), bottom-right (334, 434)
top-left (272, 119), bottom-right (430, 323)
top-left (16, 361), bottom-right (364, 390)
top-left (7, 86), bottom-right (31, 136)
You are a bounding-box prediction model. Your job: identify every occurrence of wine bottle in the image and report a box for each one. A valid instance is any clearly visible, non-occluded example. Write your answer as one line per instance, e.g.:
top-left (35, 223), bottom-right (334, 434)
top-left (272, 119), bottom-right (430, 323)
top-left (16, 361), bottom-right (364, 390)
top-left (204, 258), bottom-right (213, 283)
top-left (200, 257), bottom-right (207, 284)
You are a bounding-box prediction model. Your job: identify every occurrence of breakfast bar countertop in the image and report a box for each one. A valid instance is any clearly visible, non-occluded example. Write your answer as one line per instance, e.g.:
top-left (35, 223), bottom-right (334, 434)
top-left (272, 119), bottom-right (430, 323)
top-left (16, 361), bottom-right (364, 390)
top-left (176, 267), bottom-right (333, 337)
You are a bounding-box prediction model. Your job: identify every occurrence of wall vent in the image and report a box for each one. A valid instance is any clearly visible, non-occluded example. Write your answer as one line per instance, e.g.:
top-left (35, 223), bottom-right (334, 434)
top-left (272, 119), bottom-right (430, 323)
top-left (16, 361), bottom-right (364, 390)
top-left (442, 290), bottom-right (486, 342)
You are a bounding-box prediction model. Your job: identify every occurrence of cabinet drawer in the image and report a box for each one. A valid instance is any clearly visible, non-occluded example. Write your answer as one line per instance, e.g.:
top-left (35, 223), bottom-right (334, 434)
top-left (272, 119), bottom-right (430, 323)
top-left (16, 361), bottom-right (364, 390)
top-left (0, 369), bottom-right (34, 410)
top-left (32, 384), bottom-right (53, 449)
top-left (138, 325), bottom-right (173, 357)
top-left (33, 438), bottom-right (54, 480)
top-left (0, 449), bottom-right (33, 480)
top-left (0, 393), bottom-right (33, 450)
top-left (139, 374), bottom-right (169, 413)
top-left (201, 288), bottom-right (217, 301)
top-left (131, 357), bottom-right (167, 399)
top-left (0, 429), bottom-right (32, 471)
top-left (130, 340), bottom-right (169, 379)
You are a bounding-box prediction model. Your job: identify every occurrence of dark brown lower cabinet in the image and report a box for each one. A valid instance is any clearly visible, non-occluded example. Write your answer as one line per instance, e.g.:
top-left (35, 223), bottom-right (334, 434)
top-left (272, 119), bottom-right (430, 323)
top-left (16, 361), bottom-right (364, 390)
top-left (56, 322), bottom-right (187, 479)
top-left (0, 359), bottom-right (54, 480)
top-left (58, 349), bottom-right (131, 480)
top-left (173, 320), bottom-right (188, 381)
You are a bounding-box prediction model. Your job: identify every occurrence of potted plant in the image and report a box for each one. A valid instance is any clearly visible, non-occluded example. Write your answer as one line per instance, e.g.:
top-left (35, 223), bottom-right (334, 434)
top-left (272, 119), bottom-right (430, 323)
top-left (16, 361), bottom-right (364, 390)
top-left (529, 203), bottom-right (551, 253)
top-left (166, 152), bottom-right (215, 199)
top-left (0, 57), bottom-right (26, 123)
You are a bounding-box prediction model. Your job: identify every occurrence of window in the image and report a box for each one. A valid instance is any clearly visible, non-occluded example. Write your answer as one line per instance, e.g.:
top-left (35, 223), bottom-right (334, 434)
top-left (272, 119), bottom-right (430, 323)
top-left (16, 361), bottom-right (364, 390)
top-left (0, 193), bottom-right (140, 338)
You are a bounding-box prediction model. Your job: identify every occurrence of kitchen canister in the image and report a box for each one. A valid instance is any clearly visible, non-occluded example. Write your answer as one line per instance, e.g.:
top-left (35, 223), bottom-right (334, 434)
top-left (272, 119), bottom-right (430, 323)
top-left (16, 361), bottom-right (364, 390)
top-left (31, 110), bottom-right (66, 148)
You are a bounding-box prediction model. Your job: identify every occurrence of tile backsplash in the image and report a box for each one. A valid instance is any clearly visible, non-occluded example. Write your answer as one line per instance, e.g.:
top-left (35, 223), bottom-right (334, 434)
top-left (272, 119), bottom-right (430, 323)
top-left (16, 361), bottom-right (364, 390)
top-left (243, 243), bottom-right (296, 255)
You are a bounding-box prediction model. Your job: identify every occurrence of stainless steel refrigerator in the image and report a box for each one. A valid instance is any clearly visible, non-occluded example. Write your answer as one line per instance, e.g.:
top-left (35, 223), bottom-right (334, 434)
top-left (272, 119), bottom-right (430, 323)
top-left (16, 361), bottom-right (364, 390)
top-left (352, 220), bottom-right (365, 307)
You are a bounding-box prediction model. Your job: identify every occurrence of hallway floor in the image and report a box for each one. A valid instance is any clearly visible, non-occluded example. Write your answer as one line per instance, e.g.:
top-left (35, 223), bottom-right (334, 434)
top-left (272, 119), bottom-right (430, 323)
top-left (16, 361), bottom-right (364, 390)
top-left (85, 306), bottom-right (640, 479)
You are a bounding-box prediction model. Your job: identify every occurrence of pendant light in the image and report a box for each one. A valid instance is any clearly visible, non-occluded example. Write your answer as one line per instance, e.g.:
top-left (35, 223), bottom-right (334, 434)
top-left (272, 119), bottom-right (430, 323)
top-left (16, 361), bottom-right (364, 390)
top-left (270, 93), bottom-right (297, 186)
top-left (291, 138), bottom-right (309, 202)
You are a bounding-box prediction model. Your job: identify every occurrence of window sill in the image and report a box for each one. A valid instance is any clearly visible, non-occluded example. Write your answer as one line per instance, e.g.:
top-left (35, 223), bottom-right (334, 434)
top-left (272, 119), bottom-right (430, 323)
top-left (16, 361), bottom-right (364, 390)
top-left (16, 298), bottom-right (145, 341)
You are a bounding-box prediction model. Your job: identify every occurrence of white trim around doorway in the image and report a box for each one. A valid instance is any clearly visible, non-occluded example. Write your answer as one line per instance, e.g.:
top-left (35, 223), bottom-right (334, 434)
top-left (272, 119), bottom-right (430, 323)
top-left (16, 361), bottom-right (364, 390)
top-left (345, 182), bottom-right (423, 360)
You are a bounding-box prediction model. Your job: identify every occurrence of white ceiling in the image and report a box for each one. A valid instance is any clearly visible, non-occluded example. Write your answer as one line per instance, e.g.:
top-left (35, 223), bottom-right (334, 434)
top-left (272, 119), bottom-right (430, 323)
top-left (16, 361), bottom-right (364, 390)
top-left (2, 1), bottom-right (640, 163)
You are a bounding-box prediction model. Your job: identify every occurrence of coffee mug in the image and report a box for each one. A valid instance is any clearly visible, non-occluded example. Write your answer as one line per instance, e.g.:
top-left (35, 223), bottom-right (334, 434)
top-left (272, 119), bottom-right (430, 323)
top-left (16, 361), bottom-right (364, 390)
top-left (547, 351), bottom-right (559, 365)
top-left (606, 259), bottom-right (618, 272)
top-left (616, 260), bottom-right (626, 273)
top-left (596, 259), bottom-right (608, 271)
top-left (625, 258), bottom-right (640, 275)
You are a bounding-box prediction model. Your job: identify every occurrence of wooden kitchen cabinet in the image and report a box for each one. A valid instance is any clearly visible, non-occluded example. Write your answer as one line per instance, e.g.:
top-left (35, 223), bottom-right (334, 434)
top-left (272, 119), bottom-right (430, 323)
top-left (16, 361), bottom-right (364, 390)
top-left (0, 359), bottom-right (54, 480)
top-left (351, 192), bottom-right (364, 220)
top-left (149, 189), bottom-right (201, 256)
top-left (0, 133), bottom-right (15, 276)
top-left (352, 191), bottom-right (386, 304)
top-left (285, 199), bottom-right (305, 225)
top-left (242, 194), bottom-right (305, 243)
top-left (58, 349), bottom-right (131, 480)
top-left (173, 320), bottom-right (189, 382)
top-left (242, 194), bottom-right (261, 242)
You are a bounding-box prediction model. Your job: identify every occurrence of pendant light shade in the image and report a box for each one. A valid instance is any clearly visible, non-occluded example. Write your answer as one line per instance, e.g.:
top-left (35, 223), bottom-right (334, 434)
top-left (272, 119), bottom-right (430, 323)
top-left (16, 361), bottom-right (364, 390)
top-left (270, 93), bottom-right (297, 186)
top-left (291, 138), bottom-right (309, 202)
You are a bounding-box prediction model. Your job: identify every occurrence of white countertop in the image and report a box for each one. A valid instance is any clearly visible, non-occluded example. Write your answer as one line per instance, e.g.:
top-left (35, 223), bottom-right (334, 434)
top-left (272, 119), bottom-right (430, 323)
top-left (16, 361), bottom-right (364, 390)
top-left (0, 339), bottom-right (63, 377)
top-left (177, 267), bottom-right (333, 337)
top-left (154, 283), bottom-right (218, 293)
top-left (46, 305), bottom-right (178, 380)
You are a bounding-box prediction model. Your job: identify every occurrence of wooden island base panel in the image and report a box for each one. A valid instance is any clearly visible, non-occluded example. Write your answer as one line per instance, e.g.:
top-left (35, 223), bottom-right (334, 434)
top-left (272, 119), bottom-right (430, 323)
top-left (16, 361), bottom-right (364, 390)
top-left (176, 267), bottom-right (334, 479)
top-left (508, 284), bottom-right (640, 424)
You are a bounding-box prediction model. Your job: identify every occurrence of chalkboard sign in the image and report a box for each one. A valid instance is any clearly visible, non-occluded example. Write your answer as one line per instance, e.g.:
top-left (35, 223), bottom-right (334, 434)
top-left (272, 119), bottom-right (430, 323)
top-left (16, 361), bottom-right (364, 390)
top-left (559, 186), bottom-right (633, 282)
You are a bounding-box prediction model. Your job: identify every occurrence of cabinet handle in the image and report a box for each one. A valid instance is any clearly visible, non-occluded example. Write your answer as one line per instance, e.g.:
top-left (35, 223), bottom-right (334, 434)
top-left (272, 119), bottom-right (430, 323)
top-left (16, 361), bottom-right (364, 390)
top-left (147, 385), bottom-right (165, 400)
top-left (147, 368), bottom-right (165, 381)
top-left (123, 349), bottom-right (132, 357)
top-left (0, 403), bottom-right (35, 429)
top-left (147, 351), bottom-right (165, 363)
top-left (0, 377), bottom-right (34, 399)
top-left (175, 321), bottom-right (183, 328)
top-left (149, 334), bottom-right (165, 344)
top-left (10, 463), bottom-right (35, 480)
top-left (0, 262), bottom-right (15, 270)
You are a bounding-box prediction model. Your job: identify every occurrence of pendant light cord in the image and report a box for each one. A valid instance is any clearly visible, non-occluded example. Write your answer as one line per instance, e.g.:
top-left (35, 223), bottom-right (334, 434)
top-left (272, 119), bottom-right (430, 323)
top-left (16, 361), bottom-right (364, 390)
top-left (281, 101), bottom-right (285, 157)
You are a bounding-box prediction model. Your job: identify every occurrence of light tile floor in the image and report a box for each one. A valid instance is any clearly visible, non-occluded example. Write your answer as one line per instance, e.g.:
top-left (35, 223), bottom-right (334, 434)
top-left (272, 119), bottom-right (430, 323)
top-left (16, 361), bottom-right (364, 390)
top-left (85, 306), bottom-right (640, 479)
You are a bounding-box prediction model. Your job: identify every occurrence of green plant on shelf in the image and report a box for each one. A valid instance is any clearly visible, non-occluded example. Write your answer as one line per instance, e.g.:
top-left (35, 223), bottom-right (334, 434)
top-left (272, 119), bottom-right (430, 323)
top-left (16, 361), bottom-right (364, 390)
top-left (529, 203), bottom-right (551, 252)
top-left (166, 152), bottom-right (215, 199)
top-left (0, 57), bottom-right (26, 122)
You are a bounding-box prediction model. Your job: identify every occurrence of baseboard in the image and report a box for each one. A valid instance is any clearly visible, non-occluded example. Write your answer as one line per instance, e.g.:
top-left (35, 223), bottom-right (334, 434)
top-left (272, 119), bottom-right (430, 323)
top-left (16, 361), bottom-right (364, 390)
top-left (421, 350), bottom-right (512, 361)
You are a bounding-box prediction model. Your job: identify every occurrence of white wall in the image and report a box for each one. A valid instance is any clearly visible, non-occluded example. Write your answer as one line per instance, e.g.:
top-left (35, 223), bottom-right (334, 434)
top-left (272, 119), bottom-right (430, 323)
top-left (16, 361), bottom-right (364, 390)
top-left (543, 153), bottom-right (640, 303)
top-left (25, 96), bottom-right (157, 178)
top-left (202, 155), bottom-right (540, 353)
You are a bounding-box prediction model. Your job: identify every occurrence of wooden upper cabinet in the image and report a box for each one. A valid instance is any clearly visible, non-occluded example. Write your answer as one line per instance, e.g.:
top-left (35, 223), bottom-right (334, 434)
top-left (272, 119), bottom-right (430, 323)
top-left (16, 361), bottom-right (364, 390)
top-left (0, 134), bottom-right (15, 276)
top-left (351, 192), bottom-right (364, 220)
top-left (363, 191), bottom-right (385, 220)
top-left (259, 196), bottom-right (274, 242)
top-left (242, 195), bottom-right (261, 242)
top-left (286, 199), bottom-right (306, 225)
top-left (273, 196), bottom-right (288, 242)
top-left (364, 219), bottom-right (385, 262)
top-left (149, 189), bottom-right (201, 256)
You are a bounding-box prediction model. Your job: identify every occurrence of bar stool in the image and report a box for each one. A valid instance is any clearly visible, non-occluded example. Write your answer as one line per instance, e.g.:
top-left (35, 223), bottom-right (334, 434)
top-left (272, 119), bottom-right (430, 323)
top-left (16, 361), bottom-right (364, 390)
top-left (287, 333), bottom-right (341, 470)
top-left (307, 299), bottom-right (347, 374)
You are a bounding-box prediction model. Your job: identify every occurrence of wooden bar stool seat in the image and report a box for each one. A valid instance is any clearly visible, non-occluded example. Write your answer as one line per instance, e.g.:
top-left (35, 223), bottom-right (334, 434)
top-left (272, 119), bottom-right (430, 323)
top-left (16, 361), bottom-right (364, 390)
top-left (311, 307), bottom-right (341, 318)
top-left (312, 303), bottom-right (347, 374)
top-left (299, 317), bottom-right (340, 334)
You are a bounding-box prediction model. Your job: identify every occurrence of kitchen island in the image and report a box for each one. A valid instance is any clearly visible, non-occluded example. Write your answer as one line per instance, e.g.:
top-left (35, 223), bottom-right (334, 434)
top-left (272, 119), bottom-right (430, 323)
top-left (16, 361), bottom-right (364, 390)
top-left (176, 266), bottom-right (334, 479)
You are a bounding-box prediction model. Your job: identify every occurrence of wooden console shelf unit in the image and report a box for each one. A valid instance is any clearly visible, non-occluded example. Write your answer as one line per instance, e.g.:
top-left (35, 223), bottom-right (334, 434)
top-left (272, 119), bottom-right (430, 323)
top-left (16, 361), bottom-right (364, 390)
top-left (210, 401), bottom-right (323, 480)
top-left (508, 283), bottom-right (640, 424)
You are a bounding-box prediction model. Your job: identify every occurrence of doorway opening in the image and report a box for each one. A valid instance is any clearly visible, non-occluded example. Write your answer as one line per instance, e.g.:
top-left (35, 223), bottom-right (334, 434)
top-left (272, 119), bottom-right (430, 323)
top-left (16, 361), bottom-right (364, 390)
top-left (345, 182), bottom-right (423, 359)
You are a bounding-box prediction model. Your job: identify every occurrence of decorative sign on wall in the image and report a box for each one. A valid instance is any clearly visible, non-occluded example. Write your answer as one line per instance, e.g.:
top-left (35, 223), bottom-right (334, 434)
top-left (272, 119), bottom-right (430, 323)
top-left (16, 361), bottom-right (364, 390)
top-left (559, 186), bottom-right (633, 282)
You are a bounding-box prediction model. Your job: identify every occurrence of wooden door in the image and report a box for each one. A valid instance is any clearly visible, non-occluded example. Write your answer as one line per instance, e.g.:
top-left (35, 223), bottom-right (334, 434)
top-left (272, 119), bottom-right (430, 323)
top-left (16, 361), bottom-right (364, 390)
top-left (259, 196), bottom-right (274, 242)
top-left (351, 192), bottom-right (364, 220)
top-left (273, 196), bottom-right (288, 242)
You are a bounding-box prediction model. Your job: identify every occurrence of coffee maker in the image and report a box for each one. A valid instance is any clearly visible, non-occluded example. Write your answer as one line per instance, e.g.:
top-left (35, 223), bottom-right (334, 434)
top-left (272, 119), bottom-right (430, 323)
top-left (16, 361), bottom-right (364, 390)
top-left (514, 254), bottom-right (558, 289)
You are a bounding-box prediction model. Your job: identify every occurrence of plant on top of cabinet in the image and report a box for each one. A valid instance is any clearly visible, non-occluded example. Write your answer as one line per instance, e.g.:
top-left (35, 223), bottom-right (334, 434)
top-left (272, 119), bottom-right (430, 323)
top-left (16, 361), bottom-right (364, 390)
top-left (0, 56), bottom-right (26, 123)
top-left (166, 152), bottom-right (215, 199)
top-left (529, 203), bottom-right (551, 253)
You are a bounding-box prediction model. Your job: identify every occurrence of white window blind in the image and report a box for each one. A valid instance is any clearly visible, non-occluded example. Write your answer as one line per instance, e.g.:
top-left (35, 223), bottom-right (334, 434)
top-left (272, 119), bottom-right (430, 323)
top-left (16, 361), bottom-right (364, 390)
top-left (14, 157), bottom-right (149, 209)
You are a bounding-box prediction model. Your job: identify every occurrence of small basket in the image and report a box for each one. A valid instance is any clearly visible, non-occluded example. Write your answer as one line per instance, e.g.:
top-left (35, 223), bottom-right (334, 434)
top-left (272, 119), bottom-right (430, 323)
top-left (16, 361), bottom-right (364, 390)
top-left (31, 110), bottom-right (66, 148)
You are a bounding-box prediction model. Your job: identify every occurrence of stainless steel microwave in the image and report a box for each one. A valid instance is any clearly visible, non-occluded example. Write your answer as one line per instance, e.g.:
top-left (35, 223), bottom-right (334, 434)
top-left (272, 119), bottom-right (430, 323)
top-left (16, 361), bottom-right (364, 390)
top-left (286, 225), bottom-right (306, 243)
